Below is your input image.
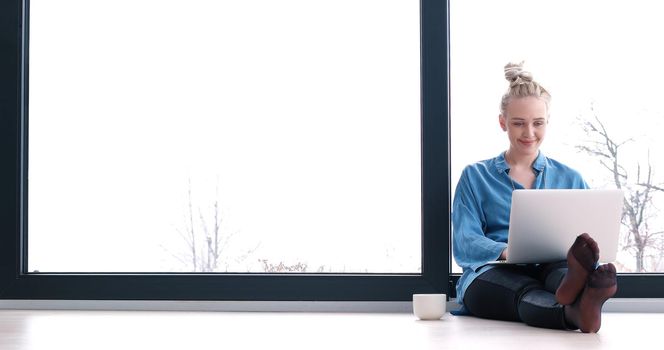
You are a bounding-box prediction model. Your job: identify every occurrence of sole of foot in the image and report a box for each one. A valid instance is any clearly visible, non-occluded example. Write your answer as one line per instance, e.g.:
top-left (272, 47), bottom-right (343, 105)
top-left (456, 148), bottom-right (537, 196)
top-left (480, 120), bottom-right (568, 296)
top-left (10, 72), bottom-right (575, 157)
top-left (556, 233), bottom-right (599, 305)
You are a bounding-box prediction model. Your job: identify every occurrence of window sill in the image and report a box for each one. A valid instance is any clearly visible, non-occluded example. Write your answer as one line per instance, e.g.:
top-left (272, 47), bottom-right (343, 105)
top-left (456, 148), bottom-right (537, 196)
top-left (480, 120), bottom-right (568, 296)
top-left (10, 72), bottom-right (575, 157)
top-left (1, 298), bottom-right (663, 313)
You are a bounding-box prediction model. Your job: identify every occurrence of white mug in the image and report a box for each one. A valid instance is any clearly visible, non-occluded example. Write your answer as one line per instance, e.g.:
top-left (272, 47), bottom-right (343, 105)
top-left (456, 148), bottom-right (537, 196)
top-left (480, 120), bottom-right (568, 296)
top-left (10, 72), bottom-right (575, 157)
top-left (413, 293), bottom-right (446, 320)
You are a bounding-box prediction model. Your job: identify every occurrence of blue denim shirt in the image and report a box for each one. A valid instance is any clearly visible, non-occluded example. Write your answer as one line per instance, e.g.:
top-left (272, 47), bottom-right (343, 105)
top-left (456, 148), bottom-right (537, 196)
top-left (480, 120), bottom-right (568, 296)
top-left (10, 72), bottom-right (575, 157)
top-left (452, 152), bottom-right (588, 309)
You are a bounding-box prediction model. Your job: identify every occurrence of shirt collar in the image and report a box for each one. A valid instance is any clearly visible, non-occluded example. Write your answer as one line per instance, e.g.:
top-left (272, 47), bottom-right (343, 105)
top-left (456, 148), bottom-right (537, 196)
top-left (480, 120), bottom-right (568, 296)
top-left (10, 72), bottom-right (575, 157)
top-left (495, 151), bottom-right (546, 173)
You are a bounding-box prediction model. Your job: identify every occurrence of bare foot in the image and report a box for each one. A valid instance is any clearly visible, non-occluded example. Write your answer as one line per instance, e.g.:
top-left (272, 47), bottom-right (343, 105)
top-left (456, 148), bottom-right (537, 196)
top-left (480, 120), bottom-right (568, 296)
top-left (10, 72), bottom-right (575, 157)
top-left (564, 263), bottom-right (617, 333)
top-left (556, 233), bottom-right (599, 305)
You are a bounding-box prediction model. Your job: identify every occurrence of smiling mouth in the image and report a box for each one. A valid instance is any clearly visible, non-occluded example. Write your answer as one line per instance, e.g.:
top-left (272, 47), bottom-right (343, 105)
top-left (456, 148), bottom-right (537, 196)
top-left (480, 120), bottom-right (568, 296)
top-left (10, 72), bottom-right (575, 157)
top-left (519, 140), bottom-right (537, 145)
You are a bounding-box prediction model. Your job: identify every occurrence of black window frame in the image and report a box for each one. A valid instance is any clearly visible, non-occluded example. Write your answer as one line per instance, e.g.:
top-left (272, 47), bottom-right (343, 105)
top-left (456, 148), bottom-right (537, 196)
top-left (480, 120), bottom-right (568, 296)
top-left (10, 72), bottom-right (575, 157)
top-left (0, 0), bottom-right (450, 301)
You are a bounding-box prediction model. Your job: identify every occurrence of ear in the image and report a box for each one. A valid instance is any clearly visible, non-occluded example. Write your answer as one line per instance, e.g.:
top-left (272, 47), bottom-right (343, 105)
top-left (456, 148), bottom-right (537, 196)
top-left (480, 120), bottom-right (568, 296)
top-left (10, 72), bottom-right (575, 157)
top-left (499, 114), bottom-right (507, 131)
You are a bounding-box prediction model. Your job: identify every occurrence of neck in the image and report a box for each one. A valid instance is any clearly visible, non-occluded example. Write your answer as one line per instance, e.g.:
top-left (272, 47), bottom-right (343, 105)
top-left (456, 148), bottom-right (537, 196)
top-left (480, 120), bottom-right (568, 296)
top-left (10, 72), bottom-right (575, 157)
top-left (505, 150), bottom-right (538, 168)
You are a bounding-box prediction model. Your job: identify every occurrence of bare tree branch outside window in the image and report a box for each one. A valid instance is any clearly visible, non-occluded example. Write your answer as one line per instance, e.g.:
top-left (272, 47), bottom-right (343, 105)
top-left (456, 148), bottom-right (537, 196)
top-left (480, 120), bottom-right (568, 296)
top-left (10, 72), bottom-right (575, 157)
top-left (162, 179), bottom-right (259, 272)
top-left (577, 104), bottom-right (664, 272)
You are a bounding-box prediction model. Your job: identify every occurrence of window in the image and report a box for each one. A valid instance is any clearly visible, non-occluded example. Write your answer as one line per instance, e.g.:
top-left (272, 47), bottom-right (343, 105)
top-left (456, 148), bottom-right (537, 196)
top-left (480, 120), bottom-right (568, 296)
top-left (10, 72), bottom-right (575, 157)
top-left (450, 0), bottom-right (664, 297)
top-left (28, 0), bottom-right (421, 274)
top-left (0, 0), bottom-right (448, 300)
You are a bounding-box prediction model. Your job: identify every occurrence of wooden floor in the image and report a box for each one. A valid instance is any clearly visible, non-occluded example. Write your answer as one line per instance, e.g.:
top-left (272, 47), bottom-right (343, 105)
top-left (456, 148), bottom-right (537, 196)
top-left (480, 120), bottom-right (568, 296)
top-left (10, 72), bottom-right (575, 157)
top-left (0, 310), bottom-right (657, 349)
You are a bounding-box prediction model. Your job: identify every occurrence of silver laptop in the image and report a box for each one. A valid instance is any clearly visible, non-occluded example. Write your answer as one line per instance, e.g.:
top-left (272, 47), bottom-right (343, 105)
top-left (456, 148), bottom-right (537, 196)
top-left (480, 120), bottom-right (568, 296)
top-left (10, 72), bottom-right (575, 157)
top-left (491, 189), bottom-right (623, 265)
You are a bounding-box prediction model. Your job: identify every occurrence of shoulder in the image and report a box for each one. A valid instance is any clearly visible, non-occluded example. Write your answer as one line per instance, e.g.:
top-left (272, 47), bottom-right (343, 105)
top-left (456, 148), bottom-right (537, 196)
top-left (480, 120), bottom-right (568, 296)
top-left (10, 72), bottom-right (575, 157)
top-left (544, 156), bottom-right (582, 176)
top-left (461, 156), bottom-right (500, 178)
top-left (543, 156), bottom-right (588, 186)
top-left (457, 156), bottom-right (504, 192)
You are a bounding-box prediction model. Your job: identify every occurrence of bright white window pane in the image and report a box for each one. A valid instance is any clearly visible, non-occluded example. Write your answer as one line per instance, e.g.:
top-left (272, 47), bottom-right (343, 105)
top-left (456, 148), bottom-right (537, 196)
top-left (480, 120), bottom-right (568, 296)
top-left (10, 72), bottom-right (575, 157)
top-left (451, 0), bottom-right (664, 273)
top-left (28, 0), bottom-right (421, 273)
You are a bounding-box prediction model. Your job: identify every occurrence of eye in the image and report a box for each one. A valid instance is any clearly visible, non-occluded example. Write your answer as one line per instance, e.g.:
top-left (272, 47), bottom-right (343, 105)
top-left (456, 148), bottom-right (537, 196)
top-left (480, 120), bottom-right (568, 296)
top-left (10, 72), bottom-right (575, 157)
top-left (512, 122), bottom-right (524, 127)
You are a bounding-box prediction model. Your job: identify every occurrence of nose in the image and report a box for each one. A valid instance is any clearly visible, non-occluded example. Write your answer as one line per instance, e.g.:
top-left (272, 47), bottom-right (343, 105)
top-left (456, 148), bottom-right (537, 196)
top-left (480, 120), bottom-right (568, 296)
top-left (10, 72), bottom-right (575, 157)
top-left (523, 124), bottom-right (535, 137)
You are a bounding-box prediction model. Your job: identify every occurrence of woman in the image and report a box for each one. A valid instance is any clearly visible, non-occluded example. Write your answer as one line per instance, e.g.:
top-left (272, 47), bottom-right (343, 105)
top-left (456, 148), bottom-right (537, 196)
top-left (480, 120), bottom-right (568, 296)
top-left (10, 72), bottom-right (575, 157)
top-left (452, 62), bottom-right (617, 333)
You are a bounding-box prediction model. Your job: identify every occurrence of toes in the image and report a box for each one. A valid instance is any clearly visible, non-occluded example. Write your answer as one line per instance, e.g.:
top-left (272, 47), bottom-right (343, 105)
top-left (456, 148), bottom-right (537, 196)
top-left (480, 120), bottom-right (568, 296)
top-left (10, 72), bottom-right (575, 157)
top-left (600, 263), bottom-right (617, 282)
top-left (588, 263), bottom-right (617, 288)
top-left (579, 233), bottom-right (598, 248)
top-left (575, 233), bottom-right (590, 246)
top-left (575, 233), bottom-right (595, 251)
top-left (570, 233), bottom-right (600, 271)
top-left (589, 240), bottom-right (600, 262)
top-left (596, 263), bottom-right (616, 276)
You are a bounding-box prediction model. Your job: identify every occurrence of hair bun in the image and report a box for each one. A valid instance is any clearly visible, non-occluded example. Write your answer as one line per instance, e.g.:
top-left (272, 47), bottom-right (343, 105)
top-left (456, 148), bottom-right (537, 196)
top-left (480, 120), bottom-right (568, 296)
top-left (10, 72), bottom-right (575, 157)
top-left (504, 61), bottom-right (533, 86)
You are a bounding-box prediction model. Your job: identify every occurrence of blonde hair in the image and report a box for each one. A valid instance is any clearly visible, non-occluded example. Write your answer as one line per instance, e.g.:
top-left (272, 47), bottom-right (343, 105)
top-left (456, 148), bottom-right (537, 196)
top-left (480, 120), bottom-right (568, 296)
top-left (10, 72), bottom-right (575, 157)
top-left (499, 61), bottom-right (551, 116)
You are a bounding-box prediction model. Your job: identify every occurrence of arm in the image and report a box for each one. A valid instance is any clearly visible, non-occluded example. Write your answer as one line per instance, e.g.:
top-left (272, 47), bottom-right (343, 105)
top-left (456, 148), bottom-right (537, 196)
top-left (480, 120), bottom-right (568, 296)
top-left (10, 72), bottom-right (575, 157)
top-left (452, 168), bottom-right (507, 271)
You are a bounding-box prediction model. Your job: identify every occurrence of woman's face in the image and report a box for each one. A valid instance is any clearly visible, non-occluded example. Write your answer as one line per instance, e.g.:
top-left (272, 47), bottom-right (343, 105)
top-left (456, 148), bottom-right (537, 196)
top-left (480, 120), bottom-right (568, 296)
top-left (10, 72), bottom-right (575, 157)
top-left (499, 96), bottom-right (548, 158)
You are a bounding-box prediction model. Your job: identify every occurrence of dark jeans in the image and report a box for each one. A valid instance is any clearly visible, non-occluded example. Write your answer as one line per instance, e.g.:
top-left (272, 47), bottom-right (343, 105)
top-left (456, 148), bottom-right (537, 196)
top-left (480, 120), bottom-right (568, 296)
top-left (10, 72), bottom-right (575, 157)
top-left (463, 261), bottom-right (576, 330)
